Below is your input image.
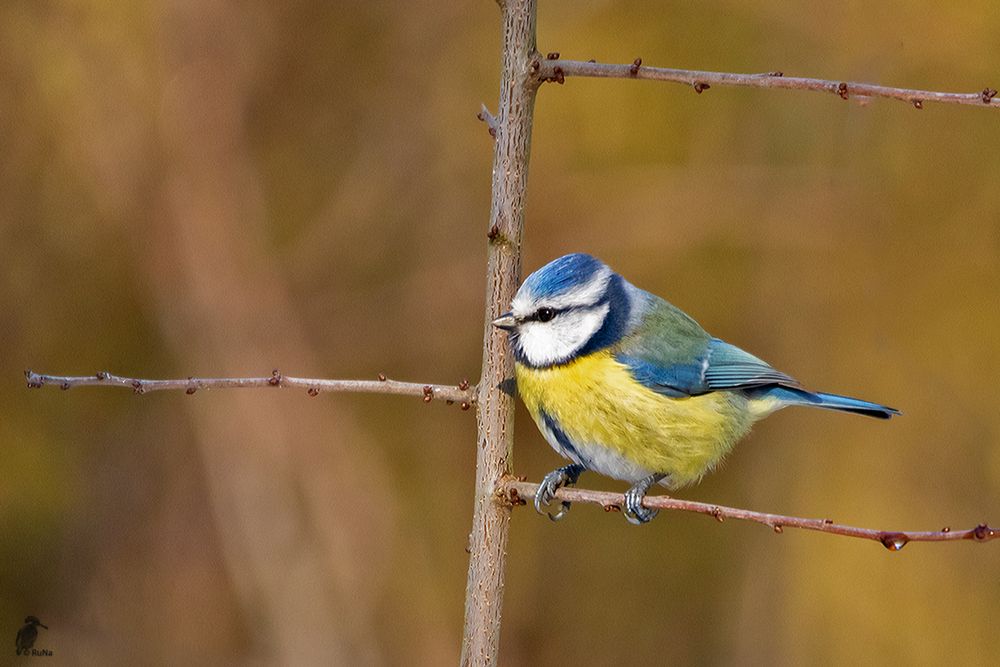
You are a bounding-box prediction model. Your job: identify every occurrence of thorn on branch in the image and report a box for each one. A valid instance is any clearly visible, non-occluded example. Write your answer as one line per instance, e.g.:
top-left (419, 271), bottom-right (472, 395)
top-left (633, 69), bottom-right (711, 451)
top-left (552, 66), bottom-right (565, 85)
top-left (769, 71), bottom-right (783, 77)
top-left (545, 52), bottom-right (560, 60)
top-left (458, 378), bottom-right (470, 391)
top-left (96, 371), bottom-right (109, 380)
top-left (629, 58), bottom-right (642, 76)
top-left (773, 524), bottom-right (784, 533)
top-left (460, 402), bottom-right (471, 411)
top-left (60, 382), bottom-right (70, 391)
top-left (186, 387), bottom-right (197, 395)
top-left (711, 507), bottom-right (724, 522)
top-left (25, 370), bottom-right (42, 389)
top-left (587, 58), bottom-right (596, 63)
top-left (942, 526), bottom-right (951, 532)
top-left (982, 88), bottom-right (997, 104)
top-left (693, 81), bottom-right (710, 94)
top-left (132, 380), bottom-right (144, 395)
top-left (477, 103), bottom-right (498, 138)
top-left (837, 82), bottom-right (849, 100)
top-left (423, 385), bottom-right (434, 403)
top-left (378, 373), bottom-right (387, 382)
top-left (913, 99), bottom-right (923, 110)
top-left (268, 369), bottom-right (282, 386)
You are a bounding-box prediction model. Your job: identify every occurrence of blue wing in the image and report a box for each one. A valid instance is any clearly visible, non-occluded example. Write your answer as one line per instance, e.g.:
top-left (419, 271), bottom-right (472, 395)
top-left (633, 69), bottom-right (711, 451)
top-left (616, 337), bottom-right (800, 398)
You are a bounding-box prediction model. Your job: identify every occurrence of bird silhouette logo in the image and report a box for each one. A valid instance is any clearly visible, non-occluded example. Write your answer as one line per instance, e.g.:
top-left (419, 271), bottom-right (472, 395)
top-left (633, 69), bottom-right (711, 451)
top-left (15, 616), bottom-right (48, 656)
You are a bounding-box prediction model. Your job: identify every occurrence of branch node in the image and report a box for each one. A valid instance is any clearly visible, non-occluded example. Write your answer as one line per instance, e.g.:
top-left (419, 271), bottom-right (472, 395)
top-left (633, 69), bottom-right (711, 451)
top-left (487, 223), bottom-right (501, 242)
top-left (460, 402), bottom-right (471, 411)
top-left (711, 506), bottom-right (724, 522)
top-left (942, 526), bottom-right (951, 532)
top-left (268, 369), bottom-right (282, 386)
top-left (603, 504), bottom-right (620, 512)
top-left (773, 524), bottom-right (784, 533)
top-left (912, 99), bottom-right (923, 110)
top-left (185, 386), bottom-right (197, 395)
top-left (972, 523), bottom-right (994, 541)
top-left (552, 66), bottom-right (565, 85)
top-left (60, 382), bottom-right (70, 391)
top-left (545, 52), bottom-right (560, 60)
top-left (378, 372), bottom-right (387, 382)
top-left (458, 378), bottom-right (471, 391)
top-left (529, 59), bottom-right (540, 75)
top-left (837, 82), bottom-right (849, 100)
top-left (307, 387), bottom-right (319, 397)
top-left (769, 71), bottom-right (783, 77)
top-left (422, 385), bottom-right (434, 403)
top-left (693, 81), bottom-right (710, 94)
top-left (982, 88), bottom-right (997, 104)
top-left (96, 371), bottom-right (109, 380)
top-left (131, 380), bottom-right (144, 395)
top-left (629, 58), bottom-right (642, 76)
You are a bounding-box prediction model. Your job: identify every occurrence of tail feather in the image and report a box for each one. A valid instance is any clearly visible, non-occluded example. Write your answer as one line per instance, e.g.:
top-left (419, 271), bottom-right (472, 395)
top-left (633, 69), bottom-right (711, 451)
top-left (753, 386), bottom-right (900, 419)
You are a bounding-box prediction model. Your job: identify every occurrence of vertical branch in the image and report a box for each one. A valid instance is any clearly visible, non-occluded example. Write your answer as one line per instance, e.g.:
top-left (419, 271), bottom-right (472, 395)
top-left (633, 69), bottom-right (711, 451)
top-left (461, 1), bottom-right (539, 665)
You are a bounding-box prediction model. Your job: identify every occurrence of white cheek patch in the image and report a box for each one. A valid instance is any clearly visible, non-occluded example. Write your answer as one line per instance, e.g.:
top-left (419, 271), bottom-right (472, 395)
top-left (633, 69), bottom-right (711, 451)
top-left (517, 303), bottom-right (610, 367)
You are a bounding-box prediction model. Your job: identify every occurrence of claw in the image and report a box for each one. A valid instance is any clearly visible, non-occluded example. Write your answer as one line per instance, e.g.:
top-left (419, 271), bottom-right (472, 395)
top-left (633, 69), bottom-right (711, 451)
top-left (622, 473), bottom-right (666, 525)
top-left (534, 464), bottom-right (585, 521)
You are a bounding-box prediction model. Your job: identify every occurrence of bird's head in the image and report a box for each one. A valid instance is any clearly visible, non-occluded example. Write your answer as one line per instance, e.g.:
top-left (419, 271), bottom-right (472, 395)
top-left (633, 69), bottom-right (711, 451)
top-left (24, 616), bottom-right (46, 628)
top-left (493, 253), bottom-right (636, 368)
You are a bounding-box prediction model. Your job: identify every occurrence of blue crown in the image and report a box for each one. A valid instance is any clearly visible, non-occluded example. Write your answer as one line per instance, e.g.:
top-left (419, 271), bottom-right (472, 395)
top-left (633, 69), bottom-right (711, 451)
top-left (522, 253), bottom-right (606, 299)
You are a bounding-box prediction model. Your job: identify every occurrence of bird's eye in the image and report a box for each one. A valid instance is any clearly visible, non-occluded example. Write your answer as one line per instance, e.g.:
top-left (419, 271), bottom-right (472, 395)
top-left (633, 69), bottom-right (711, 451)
top-left (536, 308), bottom-right (555, 322)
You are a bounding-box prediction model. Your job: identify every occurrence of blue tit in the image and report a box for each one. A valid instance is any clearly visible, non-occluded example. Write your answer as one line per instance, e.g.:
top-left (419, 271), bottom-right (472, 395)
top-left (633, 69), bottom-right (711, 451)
top-left (492, 253), bottom-right (899, 525)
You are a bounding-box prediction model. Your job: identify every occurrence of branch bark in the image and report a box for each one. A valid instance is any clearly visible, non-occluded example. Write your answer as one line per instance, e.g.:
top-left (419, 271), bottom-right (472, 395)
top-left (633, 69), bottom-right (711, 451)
top-left (461, 1), bottom-right (539, 665)
top-left (535, 58), bottom-right (1000, 109)
top-left (24, 370), bottom-right (475, 405)
top-left (502, 480), bottom-right (999, 549)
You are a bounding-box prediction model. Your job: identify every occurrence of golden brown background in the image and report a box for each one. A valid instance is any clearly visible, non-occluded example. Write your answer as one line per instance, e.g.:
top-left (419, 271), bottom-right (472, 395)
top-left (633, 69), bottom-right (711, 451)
top-left (3, 1), bottom-right (998, 664)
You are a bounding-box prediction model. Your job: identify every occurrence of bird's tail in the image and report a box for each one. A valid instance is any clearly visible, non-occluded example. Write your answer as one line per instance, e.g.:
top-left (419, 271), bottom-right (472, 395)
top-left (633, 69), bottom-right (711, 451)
top-left (753, 386), bottom-right (900, 419)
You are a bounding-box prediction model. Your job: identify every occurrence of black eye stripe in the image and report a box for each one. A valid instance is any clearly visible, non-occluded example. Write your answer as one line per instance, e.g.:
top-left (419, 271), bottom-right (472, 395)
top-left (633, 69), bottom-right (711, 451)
top-left (524, 302), bottom-right (604, 323)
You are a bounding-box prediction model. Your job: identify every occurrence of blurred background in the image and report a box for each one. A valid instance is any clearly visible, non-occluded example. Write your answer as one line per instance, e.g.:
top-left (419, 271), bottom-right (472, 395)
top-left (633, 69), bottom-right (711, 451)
top-left (2, 0), bottom-right (998, 663)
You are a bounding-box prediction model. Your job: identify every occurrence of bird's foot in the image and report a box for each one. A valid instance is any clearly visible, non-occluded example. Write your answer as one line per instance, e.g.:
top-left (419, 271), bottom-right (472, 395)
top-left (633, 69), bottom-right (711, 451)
top-left (623, 473), bottom-right (666, 525)
top-left (534, 464), bottom-right (585, 521)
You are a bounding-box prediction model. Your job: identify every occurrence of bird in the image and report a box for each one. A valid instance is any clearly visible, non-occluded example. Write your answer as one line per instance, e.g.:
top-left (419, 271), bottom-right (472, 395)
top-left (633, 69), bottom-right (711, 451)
top-left (15, 616), bottom-right (47, 655)
top-left (492, 253), bottom-right (899, 525)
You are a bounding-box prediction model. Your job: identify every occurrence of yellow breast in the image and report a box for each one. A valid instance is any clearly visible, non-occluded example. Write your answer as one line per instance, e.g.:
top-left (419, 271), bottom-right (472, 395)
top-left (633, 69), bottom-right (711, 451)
top-left (515, 350), bottom-right (758, 488)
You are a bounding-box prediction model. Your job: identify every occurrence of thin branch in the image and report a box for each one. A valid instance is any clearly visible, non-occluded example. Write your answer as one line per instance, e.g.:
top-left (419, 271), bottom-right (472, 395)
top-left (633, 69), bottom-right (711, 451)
top-left (461, 0), bottom-right (539, 664)
top-left (24, 369), bottom-right (475, 406)
top-left (534, 58), bottom-right (1000, 110)
top-left (501, 480), bottom-right (998, 550)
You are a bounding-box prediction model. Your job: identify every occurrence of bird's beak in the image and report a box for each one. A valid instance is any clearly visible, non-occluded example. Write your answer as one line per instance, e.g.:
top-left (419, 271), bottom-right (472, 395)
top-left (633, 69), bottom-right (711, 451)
top-left (39, 624), bottom-right (48, 629)
top-left (492, 312), bottom-right (517, 331)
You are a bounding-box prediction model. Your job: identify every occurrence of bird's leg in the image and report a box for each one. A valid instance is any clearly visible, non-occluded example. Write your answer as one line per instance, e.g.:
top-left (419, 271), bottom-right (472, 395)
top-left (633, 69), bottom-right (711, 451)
top-left (534, 463), bottom-right (585, 521)
top-left (623, 473), bottom-right (667, 525)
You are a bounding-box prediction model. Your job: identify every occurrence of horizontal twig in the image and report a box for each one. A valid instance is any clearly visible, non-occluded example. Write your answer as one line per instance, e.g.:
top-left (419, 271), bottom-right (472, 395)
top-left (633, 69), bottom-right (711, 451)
top-left (24, 369), bottom-right (476, 407)
top-left (501, 479), bottom-right (998, 550)
top-left (534, 58), bottom-right (1000, 110)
